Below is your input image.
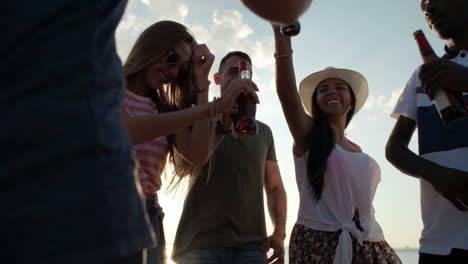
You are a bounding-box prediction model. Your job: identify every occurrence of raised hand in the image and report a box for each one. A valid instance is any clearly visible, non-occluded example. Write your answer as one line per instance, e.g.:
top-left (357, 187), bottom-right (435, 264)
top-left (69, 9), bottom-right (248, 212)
top-left (192, 43), bottom-right (215, 92)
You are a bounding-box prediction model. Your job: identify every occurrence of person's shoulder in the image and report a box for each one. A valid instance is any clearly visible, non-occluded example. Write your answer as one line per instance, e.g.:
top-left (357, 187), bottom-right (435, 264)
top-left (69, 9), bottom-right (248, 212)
top-left (412, 65), bottom-right (422, 76)
top-left (402, 66), bottom-right (423, 90)
top-left (408, 66), bottom-right (422, 81)
top-left (255, 120), bottom-right (276, 146)
top-left (257, 120), bottom-right (273, 133)
top-left (257, 120), bottom-right (271, 129)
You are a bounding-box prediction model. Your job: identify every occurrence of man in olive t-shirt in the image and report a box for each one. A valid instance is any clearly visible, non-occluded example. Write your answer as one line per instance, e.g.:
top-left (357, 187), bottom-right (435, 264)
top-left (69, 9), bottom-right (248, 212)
top-left (172, 51), bottom-right (287, 264)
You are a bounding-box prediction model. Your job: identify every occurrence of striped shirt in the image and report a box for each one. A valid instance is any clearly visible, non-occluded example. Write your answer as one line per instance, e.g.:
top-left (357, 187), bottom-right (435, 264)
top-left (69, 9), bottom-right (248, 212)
top-left (391, 48), bottom-right (468, 255)
top-left (124, 89), bottom-right (169, 196)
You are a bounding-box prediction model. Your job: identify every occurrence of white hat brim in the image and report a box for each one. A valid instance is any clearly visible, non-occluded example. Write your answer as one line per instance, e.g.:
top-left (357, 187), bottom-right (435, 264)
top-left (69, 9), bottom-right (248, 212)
top-left (298, 67), bottom-right (369, 116)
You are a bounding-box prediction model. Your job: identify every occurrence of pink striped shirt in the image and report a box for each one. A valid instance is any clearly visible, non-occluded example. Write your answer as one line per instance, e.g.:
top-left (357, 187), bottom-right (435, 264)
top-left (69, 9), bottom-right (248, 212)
top-left (124, 89), bottom-right (169, 197)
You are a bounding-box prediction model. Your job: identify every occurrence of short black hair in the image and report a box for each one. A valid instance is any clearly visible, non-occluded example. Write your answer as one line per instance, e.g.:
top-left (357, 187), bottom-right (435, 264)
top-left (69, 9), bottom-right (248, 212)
top-left (420, 0), bottom-right (427, 11)
top-left (218, 51), bottom-right (252, 72)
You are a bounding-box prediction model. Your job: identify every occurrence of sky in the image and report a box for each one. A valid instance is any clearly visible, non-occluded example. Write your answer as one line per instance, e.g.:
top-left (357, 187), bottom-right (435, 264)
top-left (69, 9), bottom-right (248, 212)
top-left (115, 0), bottom-right (449, 250)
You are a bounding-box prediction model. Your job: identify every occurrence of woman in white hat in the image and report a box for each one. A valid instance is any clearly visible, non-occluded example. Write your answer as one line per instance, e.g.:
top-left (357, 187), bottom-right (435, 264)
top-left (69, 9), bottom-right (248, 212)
top-left (120, 21), bottom-right (258, 264)
top-left (272, 25), bottom-right (401, 264)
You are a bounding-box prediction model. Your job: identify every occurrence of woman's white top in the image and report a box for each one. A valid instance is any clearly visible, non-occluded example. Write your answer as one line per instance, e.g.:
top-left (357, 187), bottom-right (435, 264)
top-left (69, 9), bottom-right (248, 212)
top-left (294, 144), bottom-right (385, 264)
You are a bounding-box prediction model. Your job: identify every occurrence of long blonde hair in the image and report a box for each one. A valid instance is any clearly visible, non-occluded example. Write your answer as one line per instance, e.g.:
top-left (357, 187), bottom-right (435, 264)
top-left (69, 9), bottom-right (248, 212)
top-left (124, 20), bottom-right (208, 193)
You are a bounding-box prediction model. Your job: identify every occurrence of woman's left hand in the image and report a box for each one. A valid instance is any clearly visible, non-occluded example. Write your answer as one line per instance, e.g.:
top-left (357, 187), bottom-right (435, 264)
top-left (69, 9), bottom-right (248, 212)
top-left (192, 43), bottom-right (215, 91)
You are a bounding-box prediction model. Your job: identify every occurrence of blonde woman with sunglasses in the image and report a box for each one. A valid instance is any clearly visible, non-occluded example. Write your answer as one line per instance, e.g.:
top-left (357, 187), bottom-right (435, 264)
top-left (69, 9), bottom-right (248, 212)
top-left (120, 20), bottom-right (258, 264)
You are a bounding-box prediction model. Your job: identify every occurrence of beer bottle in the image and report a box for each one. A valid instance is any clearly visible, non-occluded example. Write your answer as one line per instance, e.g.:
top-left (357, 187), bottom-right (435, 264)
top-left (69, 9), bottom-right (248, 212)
top-left (236, 61), bottom-right (258, 135)
top-left (414, 29), bottom-right (467, 125)
top-left (281, 20), bottom-right (301, 37)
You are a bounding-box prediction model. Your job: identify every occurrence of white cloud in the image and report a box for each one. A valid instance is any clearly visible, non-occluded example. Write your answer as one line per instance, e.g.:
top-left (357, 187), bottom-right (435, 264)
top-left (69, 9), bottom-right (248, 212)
top-left (116, 13), bottom-right (149, 60)
top-left (362, 88), bottom-right (403, 118)
top-left (257, 75), bottom-right (276, 92)
top-left (190, 10), bottom-right (253, 52)
top-left (251, 40), bottom-right (275, 69)
top-left (189, 10), bottom-right (275, 71)
top-left (213, 10), bottom-right (253, 40)
top-left (116, 2), bottom-right (275, 69)
top-left (139, 0), bottom-right (189, 23)
top-left (116, 0), bottom-right (190, 60)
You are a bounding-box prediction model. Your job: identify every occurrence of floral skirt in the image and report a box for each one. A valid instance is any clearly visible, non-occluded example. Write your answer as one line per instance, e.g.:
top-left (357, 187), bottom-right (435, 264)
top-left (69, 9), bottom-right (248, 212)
top-left (289, 224), bottom-right (402, 264)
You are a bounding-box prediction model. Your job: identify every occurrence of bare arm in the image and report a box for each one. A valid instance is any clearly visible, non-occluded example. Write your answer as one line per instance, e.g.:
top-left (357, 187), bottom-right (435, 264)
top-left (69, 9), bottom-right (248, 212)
top-left (264, 160), bottom-right (287, 264)
top-left (385, 116), bottom-right (427, 179)
top-left (122, 41), bottom-right (259, 148)
top-left (241, 0), bottom-right (312, 25)
top-left (174, 90), bottom-right (212, 166)
top-left (173, 44), bottom-right (214, 166)
top-left (264, 160), bottom-right (287, 239)
top-left (386, 116), bottom-right (468, 210)
top-left (121, 84), bottom-right (258, 146)
top-left (120, 103), bottom-right (211, 146)
top-left (273, 25), bottom-right (312, 155)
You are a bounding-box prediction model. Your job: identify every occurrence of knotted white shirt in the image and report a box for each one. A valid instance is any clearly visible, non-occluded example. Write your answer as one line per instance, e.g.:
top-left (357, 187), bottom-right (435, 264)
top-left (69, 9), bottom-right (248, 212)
top-left (294, 144), bottom-right (385, 264)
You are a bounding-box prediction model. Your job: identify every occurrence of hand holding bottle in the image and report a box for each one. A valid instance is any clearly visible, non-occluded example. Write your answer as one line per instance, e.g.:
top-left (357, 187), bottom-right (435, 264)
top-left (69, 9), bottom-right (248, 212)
top-left (413, 29), bottom-right (467, 124)
top-left (235, 61), bottom-right (259, 135)
top-left (217, 79), bottom-right (259, 114)
top-left (420, 58), bottom-right (468, 100)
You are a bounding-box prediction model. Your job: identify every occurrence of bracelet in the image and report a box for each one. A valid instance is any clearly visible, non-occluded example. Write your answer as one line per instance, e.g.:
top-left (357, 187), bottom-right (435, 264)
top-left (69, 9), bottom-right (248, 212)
top-left (274, 50), bottom-right (293, 59)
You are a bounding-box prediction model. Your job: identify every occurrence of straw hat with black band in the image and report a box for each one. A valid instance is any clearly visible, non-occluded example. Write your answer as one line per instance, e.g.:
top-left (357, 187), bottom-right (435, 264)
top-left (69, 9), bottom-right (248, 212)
top-left (299, 67), bottom-right (369, 117)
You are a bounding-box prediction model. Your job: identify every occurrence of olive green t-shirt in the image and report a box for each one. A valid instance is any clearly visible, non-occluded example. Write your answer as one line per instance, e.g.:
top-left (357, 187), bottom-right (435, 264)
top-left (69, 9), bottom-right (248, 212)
top-left (172, 121), bottom-right (277, 257)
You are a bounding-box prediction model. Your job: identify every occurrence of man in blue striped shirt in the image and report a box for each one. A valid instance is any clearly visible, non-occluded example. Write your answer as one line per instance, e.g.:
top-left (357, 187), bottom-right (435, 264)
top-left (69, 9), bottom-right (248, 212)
top-left (386, 1), bottom-right (468, 263)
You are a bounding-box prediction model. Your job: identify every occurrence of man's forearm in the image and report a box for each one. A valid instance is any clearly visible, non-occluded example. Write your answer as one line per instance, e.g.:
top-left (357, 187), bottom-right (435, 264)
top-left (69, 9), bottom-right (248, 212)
top-left (267, 188), bottom-right (287, 239)
top-left (386, 139), bottom-right (443, 183)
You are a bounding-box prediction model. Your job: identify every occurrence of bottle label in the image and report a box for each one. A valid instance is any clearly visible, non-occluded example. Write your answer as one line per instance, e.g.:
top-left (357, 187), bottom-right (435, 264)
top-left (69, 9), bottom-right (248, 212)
top-left (240, 70), bottom-right (251, 80)
top-left (433, 89), bottom-right (468, 124)
top-left (433, 89), bottom-right (452, 112)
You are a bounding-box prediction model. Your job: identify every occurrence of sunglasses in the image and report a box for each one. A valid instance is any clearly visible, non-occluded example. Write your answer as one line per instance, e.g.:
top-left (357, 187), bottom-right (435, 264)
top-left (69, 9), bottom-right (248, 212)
top-left (165, 50), bottom-right (193, 68)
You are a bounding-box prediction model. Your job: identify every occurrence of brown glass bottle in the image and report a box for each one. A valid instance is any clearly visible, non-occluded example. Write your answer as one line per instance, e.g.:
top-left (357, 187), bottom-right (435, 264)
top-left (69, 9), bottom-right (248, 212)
top-left (236, 61), bottom-right (258, 135)
top-left (414, 29), bottom-right (467, 125)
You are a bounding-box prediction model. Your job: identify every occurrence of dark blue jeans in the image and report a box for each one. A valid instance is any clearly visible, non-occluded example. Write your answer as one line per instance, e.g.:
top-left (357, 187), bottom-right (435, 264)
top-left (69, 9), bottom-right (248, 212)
top-left (174, 242), bottom-right (266, 264)
top-left (146, 199), bottom-right (166, 264)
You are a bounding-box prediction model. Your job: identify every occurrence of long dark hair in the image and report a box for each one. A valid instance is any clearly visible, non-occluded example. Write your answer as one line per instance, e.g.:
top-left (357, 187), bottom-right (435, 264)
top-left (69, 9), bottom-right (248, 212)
top-left (306, 85), bottom-right (356, 200)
